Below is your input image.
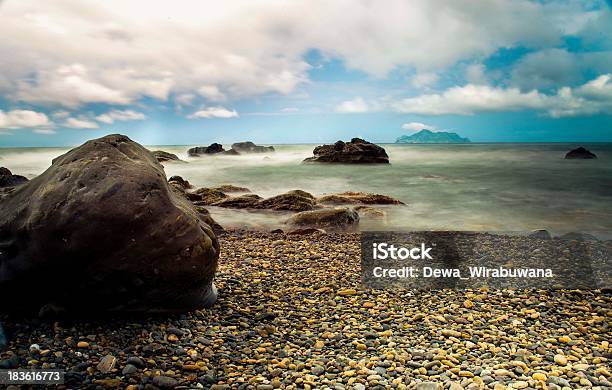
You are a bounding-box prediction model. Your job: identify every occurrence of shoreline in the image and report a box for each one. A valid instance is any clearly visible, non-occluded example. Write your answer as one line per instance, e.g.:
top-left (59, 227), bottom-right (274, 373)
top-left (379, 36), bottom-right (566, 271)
top-left (1, 229), bottom-right (610, 389)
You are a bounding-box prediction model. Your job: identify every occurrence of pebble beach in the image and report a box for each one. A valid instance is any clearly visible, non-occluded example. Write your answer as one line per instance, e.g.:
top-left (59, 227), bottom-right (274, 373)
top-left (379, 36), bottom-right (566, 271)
top-left (1, 229), bottom-right (610, 389)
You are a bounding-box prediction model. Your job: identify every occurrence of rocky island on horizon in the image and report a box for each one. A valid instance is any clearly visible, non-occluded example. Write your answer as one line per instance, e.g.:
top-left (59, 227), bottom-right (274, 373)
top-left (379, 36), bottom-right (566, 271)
top-left (396, 129), bottom-right (471, 144)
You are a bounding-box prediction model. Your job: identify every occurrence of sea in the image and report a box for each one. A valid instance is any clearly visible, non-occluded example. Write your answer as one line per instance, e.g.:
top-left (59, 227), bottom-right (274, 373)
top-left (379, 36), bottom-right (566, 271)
top-left (1, 143), bottom-right (611, 237)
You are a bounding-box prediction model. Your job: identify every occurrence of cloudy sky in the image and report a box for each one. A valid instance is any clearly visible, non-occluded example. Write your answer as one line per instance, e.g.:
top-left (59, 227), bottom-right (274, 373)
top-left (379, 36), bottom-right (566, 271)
top-left (0, 0), bottom-right (611, 146)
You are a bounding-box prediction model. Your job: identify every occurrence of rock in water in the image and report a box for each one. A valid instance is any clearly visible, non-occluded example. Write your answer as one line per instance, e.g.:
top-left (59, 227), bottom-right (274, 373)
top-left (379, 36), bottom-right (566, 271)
top-left (303, 138), bottom-right (389, 164)
top-left (318, 191), bottom-right (403, 205)
top-left (0, 167), bottom-right (28, 188)
top-left (151, 150), bottom-right (182, 163)
top-left (188, 143), bottom-right (225, 156)
top-left (565, 147), bottom-right (597, 159)
top-left (256, 190), bottom-right (316, 211)
top-left (0, 134), bottom-right (219, 313)
top-left (230, 141), bottom-right (274, 154)
top-left (286, 208), bottom-right (359, 229)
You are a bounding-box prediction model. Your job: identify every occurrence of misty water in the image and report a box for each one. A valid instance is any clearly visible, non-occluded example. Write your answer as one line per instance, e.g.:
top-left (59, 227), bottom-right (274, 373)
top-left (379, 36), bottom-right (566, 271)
top-left (1, 143), bottom-right (611, 236)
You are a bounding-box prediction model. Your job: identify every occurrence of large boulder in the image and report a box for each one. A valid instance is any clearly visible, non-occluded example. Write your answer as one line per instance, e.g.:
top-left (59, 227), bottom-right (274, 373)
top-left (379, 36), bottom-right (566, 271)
top-left (286, 207), bottom-right (359, 229)
top-left (565, 147), bottom-right (597, 159)
top-left (0, 134), bottom-right (219, 314)
top-left (303, 138), bottom-right (389, 164)
top-left (151, 150), bottom-right (182, 163)
top-left (318, 191), bottom-right (404, 205)
top-left (188, 143), bottom-right (225, 156)
top-left (230, 141), bottom-right (274, 154)
top-left (256, 190), bottom-right (316, 211)
top-left (0, 167), bottom-right (28, 188)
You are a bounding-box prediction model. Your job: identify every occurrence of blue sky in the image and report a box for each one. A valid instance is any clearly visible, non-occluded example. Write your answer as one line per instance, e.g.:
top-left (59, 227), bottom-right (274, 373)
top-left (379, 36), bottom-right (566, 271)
top-left (0, 0), bottom-right (611, 147)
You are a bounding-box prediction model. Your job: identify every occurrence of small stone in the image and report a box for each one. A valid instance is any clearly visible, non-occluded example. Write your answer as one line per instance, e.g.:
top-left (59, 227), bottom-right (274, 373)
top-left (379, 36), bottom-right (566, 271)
top-left (337, 288), bottom-right (358, 296)
top-left (122, 364), bottom-right (137, 375)
top-left (554, 354), bottom-right (568, 366)
top-left (532, 373), bottom-right (547, 381)
top-left (311, 365), bottom-right (325, 375)
top-left (152, 375), bottom-right (178, 389)
top-left (167, 334), bottom-right (179, 342)
top-left (95, 354), bottom-right (116, 373)
top-left (29, 344), bottom-right (41, 354)
top-left (511, 381), bottom-right (528, 389)
top-left (558, 335), bottom-right (571, 344)
top-left (356, 343), bottom-right (367, 351)
top-left (416, 382), bottom-right (442, 390)
top-left (76, 341), bottom-right (89, 348)
top-left (463, 300), bottom-right (473, 308)
top-left (127, 357), bottom-right (145, 368)
top-left (313, 340), bottom-right (325, 349)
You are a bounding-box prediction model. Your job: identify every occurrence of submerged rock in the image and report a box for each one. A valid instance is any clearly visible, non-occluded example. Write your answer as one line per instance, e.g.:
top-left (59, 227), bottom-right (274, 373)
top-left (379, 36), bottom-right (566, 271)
top-left (286, 207), bottom-right (359, 229)
top-left (0, 167), bottom-right (28, 188)
top-left (151, 150), bottom-right (182, 163)
top-left (193, 187), bottom-right (229, 205)
top-left (230, 141), bottom-right (275, 154)
top-left (0, 134), bottom-right (219, 313)
top-left (212, 184), bottom-right (251, 193)
top-left (303, 138), bottom-right (389, 164)
top-left (354, 205), bottom-right (386, 219)
top-left (168, 175), bottom-right (192, 189)
top-left (188, 143), bottom-right (225, 156)
top-left (256, 190), bottom-right (316, 211)
top-left (565, 147), bottom-right (597, 159)
top-left (318, 191), bottom-right (403, 205)
top-left (212, 194), bottom-right (263, 208)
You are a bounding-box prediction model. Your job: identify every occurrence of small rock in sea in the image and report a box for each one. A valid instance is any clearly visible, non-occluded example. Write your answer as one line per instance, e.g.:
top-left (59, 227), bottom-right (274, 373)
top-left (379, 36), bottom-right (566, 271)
top-left (188, 143), bottom-right (225, 156)
top-left (151, 150), bottom-right (182, 163)
top-left (565, 146), bottom-right (597, 159)
top-left (152, 375), bottom-right (178, 389)
top-left (286, 207), bottom-right (359, 230)
top-left (0, 167), bottom-right (28, 188)
top-left (97, 355), bottom-right (116, 373)
top-left (303, 138), bottom-right (389, 164)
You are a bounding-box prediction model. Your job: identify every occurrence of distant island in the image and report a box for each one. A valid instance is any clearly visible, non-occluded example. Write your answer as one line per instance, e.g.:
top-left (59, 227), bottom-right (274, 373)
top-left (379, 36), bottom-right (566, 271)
top-left (395, 129), bottom-right (470, 144)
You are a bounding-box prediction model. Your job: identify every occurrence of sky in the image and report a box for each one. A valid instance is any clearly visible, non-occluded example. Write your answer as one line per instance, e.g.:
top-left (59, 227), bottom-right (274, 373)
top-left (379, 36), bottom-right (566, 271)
top-left (0, 0), bottom-right (611, 147)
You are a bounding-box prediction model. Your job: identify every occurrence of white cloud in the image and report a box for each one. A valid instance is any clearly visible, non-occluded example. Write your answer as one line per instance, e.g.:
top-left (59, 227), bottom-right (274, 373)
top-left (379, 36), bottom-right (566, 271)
top-left (411, 73), bottom-right (439, 89)
top-left (281, 107), bottom-right (299, 112)
top-left (335, 97), bottom-right (370, 113)
top-left (63, 117), bottom-right (99, 129)
top-left (0, 109), bottom-right (51, 129)
top-left (197, 85), bottom-right (226, 102)
top-left (188, 106), bottom-right (238, 119)
top-left (0, 0), bottom-right (604, 108)
top-left (401, 122), bottom-right (436, 132)
top-left (393, 74), bottom-right (612, 117)
top-left (95, 109), bottom-right (146, 124)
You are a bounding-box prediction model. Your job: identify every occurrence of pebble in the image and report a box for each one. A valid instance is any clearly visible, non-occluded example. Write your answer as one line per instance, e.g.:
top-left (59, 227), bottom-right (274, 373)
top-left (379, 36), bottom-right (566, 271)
top-left (554, 354), bottom-right (568, 366)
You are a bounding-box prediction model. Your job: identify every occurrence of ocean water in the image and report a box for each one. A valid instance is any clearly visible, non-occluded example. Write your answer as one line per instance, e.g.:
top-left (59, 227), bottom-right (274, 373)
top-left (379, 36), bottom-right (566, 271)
top-left (1, 143), bottom-right (611, 236)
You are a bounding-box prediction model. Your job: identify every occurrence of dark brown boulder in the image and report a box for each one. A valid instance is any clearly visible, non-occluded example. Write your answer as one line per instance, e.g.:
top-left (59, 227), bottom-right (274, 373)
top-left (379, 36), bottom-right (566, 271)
top-left (212, 184), bottom-right (251, 193)
top-left (318, 191), bottom-right (403, 205)
top-left (256, 190), bottom-right (316, 211)
top-left (303, 138), bottom-right (389, 164)
top-left (188, 143), bottom-right (225, 156)
top-left (192, 187), bottom-right (228, 205)
top-left (212, 194), bottom-right (263, 208)
top-left (565, 147), bottom-right (597, 159)
top-left (168, 175), bottom-right (192, 189)
top-left (286, 207), bottom-right (359, 230)
top-left (0, 167), bottom-right (28, 188)
top-left (230, 141), bottom-right (274, 154)
top-left (0, 134), bottom-right (219, 314)
top-left (151, 150), bottom-right (182, 163)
